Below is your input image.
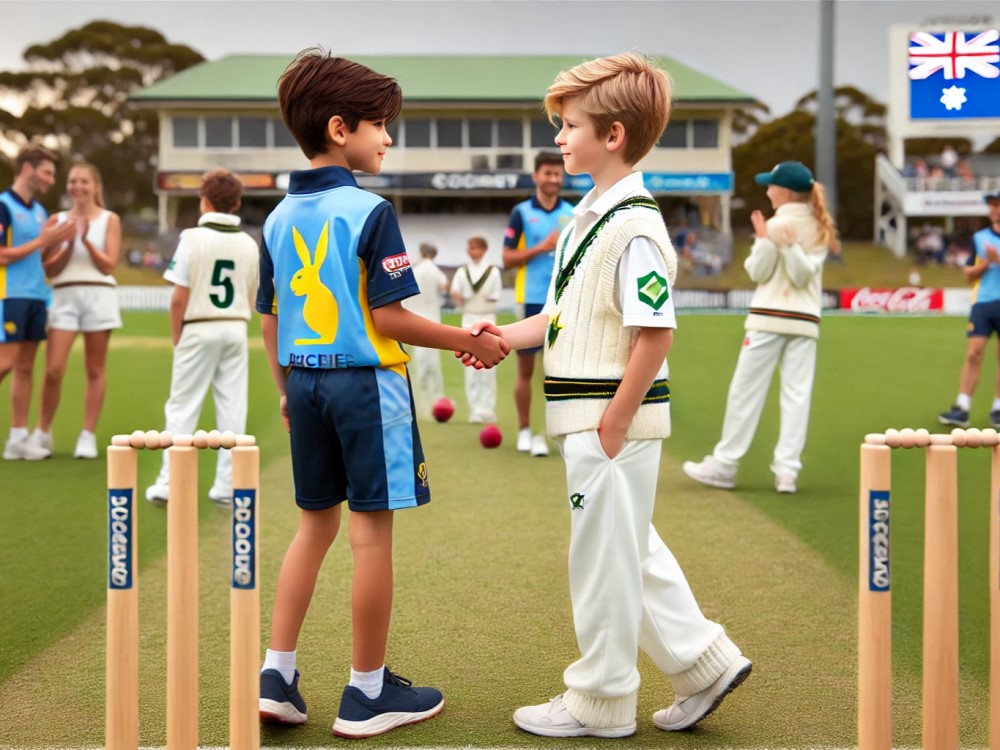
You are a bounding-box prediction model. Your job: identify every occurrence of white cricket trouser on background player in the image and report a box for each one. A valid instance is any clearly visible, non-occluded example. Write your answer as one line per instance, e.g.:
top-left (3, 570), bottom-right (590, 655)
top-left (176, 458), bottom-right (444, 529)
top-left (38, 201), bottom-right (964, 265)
top-left (408, 345), bottom-right (445, 416)
top-left (461, 312), bottom-right (497, 422)
top-left (712, 330), bottom-right (817, 478)
top-left (154, 321), bottom-right (248, 492)
top-left (559, 431), bottom-right (739, 718)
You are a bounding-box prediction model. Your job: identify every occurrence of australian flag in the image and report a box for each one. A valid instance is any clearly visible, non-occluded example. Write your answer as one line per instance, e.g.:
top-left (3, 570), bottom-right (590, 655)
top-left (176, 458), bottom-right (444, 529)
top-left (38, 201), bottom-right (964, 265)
top-left (909, 29), bottom-right (1000, 119)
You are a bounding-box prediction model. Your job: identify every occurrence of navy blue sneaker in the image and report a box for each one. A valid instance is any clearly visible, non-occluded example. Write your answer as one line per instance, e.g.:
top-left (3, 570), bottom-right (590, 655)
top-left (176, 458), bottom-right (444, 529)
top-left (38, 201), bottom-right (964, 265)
top-left (332, 668), bottom-right (444, 738)
top-left (259, 669), bottom-right (307, 725)
top-left (991, 409), bottom-right (1000, 430)
top-left (938, 405), bottom-right (970, 428)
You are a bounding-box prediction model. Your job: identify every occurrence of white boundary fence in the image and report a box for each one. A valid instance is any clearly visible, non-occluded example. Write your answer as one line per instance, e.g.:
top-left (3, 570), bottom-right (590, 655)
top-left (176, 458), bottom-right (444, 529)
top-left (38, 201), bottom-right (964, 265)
top-left (116, 285), bottom-right (972, 316)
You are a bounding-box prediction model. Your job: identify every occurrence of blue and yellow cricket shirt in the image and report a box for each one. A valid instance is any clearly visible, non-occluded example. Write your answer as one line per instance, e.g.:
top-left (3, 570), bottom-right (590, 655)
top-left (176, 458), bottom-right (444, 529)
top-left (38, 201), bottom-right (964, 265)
top-left (257, 167), bottom-right (419, 369)
top-left (504, 196), bottom-right (574, 305)
top-left (968, 226), bottom-right (1000, 304)
top-left (0, 189), bottom-right (50, 301)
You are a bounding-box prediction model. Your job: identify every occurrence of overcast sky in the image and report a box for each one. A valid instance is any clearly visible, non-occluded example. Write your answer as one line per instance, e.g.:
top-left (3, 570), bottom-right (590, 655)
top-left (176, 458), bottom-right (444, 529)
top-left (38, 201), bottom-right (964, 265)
top-left (2, 0), bottom-right (997, 116)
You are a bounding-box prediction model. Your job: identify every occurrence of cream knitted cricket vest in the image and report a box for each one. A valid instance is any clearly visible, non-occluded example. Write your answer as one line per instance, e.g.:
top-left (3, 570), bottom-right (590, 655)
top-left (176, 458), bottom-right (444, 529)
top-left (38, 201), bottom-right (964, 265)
top-left (543, 210), bottom-right (678, 440)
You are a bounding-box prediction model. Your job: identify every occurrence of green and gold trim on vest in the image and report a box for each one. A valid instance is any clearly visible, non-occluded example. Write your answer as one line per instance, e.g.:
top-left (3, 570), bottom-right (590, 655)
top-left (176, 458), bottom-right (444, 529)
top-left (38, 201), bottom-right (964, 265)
top-left (201, 222), bottom-right (242, 233)
top-left (553, 196), bottom-right (660, 303)
top-left (465, 265), bottom-right (497, 294)
top-left (748, 307), bottom-right (820, 325)
top-left (544, 376), bottom-right (670, 404)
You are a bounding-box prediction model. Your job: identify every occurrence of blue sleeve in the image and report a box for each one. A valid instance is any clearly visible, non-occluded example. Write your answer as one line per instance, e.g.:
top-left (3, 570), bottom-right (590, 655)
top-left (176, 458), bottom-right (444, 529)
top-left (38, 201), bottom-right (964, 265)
top-left (256, 233), bottom-right (276, 315)
top-left (0, 203), bottom-right (10, 248)
top-left (504, 205), bottom-right (524, 250)
top-left (359, 201), bottom-right (419, 309)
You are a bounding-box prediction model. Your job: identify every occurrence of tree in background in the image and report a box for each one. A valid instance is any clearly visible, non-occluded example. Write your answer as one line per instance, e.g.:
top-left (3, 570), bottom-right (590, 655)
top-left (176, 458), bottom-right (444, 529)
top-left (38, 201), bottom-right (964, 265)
top-left (0, 20), bottom-right (202, 214)
top-left (732, 86), bottom-right (888, 240)
top-left (730, 99), bottom-right (772, 145)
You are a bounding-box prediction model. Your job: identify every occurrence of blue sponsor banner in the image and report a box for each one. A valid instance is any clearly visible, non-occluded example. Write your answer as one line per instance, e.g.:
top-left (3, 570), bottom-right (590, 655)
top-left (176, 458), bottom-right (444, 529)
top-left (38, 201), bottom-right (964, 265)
top-left (566, 172), bottom-right (734, 193)
top-left (108, 489), bottom-right (134, 590)
top-left (232, 489), bottom-right (256, 590)
top-left (909, 29), bottom-right (1000, 120)
top-left (868, 490), bottom-right (891, 592)
top-left (353, 171), bottom-right (734, 193)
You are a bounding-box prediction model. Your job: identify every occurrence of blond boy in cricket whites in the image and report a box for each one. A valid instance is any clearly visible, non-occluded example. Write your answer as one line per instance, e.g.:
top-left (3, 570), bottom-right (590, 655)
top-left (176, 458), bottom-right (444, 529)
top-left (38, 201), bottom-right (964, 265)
top-left (468, 53), bottom-right (750, 737)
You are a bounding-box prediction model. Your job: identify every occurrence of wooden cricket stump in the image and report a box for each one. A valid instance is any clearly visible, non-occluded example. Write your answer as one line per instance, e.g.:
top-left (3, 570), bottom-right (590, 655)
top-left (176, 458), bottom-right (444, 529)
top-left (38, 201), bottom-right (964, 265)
top-left (105, 430), bottom-right (260, 750)
top-left (859, 428), bottom-right (1000, 750)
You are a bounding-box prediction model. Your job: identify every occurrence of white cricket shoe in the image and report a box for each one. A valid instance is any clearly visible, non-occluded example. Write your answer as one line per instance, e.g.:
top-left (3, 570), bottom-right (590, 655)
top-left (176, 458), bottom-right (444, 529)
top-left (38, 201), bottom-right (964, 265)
top-left (3, 434), bottom-right (51, 461)
top-left (516, 427), bottom-right (532, 452)
top-left (73, 430), bottom-right (98, 459)
top-left (775, 474), bottom-right (797, 494)
top-left (30, 429), bottom-right (54, 458)
top-left (530, 434), bottom-right (549, 457)
top-left (514, 694), bottom-right (635, 738)
top-left (681, 456), bottom-right (735, 490)
top-left (208, 485), bottom-right (233, 506)
top-left (653, 656), bottom-right (752, 731)
top-left (145, 484), bottom-right (169, 505)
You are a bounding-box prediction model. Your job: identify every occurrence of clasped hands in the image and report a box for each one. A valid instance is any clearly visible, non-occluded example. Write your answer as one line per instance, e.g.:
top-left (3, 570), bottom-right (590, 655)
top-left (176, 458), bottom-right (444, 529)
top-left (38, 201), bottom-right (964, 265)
top-left (454, 320), bottom-right (508, 370)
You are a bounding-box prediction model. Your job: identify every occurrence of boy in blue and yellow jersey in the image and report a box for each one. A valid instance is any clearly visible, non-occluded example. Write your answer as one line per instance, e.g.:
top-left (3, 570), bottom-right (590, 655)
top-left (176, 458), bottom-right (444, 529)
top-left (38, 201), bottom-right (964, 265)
top-left (0, 146), bottom-right (76, 461)
top-left (469, 53), bottom-right (749, 738)
top-left (939, 190), bottom-right (1000, 429)
top-left (256, 48), bottom-right (509, 739)
top-left (502, 151), bottom-right (574, 457)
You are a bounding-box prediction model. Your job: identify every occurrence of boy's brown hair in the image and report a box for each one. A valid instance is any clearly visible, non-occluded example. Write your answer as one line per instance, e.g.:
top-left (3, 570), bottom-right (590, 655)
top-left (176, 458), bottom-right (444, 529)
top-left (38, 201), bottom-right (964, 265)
top-left (15, 145), bottom-right (59, 174)
top-left (278, 47), bottom-right (403, 159)
top-left (467, 236), bottom-right (488, 250)
top-left (544, 53), bottom-right (673, 165)
top-left (200, 169), bottom-right (243, 214)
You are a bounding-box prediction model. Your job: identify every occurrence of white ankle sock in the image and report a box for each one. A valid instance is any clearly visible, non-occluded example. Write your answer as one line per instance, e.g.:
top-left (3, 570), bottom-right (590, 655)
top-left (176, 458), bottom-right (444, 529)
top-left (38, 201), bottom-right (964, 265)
top-left (34, 428), bottom-right (51, 439)
top-left (9, 427), bottom-right (27, 442)
top-left (957, 393), bottom-right (971, 411)
top-left (262, 649), bottom-right (296, 685)
top-left (350, 666), bottom-right (385, 699)
top-left (992, 398), bottom-right (1000, 412)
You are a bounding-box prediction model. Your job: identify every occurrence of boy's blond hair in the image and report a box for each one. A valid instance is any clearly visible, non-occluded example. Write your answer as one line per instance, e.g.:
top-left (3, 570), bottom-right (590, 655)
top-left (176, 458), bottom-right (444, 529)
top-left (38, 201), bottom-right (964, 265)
top-left (544, 53), bottom-right (672, 165)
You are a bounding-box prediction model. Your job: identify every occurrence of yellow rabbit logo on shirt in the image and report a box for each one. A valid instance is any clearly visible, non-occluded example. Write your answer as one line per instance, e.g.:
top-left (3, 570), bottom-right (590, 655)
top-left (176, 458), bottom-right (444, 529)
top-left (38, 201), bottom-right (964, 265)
top-left (290, 222), bottom-right (338, 345)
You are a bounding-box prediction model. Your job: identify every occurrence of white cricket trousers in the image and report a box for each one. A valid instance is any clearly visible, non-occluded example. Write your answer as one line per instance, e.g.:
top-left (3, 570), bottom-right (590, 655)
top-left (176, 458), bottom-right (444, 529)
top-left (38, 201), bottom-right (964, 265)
top-left (558, 431), bottom-right (741, 727)
top-left (408, 346), bottom-right (445, 416)
top-left (461, 313), bottom-right (496, 421)
top-left (154, 322), bottom-right (248, 492)
top-left (712, 330), bottom-right (817, 478)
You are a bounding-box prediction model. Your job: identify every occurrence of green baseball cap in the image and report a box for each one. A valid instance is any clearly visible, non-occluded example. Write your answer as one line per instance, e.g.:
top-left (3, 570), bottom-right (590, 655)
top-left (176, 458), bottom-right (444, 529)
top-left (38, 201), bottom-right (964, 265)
top-left (754, 161), bottom-right (815, 193)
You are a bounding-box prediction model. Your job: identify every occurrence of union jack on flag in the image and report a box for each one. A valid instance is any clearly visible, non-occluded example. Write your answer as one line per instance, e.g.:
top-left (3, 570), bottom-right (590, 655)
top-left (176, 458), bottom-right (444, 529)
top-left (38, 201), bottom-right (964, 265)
top-left (908, 30), bottom-right (1000, 80)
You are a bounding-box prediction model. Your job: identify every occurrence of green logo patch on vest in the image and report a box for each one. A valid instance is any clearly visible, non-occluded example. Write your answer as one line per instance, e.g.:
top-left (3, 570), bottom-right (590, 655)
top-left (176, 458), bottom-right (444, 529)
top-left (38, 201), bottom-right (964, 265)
top-left (637, 271), bottom-right (669, 310)
top-left (569, 492), bottom-right (585, 510)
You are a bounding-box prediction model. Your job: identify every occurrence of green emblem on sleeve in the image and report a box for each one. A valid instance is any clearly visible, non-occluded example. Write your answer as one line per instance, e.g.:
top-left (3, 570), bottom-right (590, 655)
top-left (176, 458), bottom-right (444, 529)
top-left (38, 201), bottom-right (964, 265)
top-left (546, 312), bottom-right (563, 349)
top-left (637, 271), bottom-right (669, 310)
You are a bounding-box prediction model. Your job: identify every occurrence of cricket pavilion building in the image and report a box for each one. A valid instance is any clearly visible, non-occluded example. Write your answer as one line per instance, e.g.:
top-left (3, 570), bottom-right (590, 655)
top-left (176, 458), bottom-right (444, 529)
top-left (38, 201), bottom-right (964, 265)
top-left (131, 54), bottom-right (755, 268)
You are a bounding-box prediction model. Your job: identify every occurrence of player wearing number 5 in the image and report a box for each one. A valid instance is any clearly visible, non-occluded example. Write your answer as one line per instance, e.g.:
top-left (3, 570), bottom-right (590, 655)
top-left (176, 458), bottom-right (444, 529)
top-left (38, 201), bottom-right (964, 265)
top-left (145, 169), bottom-right (259, 505)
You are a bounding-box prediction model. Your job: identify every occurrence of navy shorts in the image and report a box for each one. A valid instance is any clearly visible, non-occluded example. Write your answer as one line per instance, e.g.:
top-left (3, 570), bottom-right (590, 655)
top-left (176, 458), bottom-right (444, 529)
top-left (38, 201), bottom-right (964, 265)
top-left (968, 300), bottom-right (1000, 338)
top-left (0, 298), bottom-right (47, 343)
top-left (519, 302), bottom-right (546, 357)
top-left (286, 365), bottom-right (430, 512)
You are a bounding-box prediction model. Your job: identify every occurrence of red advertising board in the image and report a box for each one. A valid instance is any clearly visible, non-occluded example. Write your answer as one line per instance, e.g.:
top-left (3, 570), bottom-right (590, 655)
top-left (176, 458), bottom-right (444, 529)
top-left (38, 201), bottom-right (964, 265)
top-left (840, 287), bottom-right (944, 313)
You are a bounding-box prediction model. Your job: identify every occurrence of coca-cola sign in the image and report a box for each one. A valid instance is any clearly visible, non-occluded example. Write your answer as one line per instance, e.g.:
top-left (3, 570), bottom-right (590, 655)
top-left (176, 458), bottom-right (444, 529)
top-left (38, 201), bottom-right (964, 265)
top-left (840, 287), bottom-right (944, 313)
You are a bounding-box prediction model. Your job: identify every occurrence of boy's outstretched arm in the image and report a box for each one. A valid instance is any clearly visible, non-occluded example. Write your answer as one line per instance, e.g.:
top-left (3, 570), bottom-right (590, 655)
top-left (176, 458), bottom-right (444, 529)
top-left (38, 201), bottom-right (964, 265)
top-left (372, 301), bottom-right (510, 367)
top-left (599, 327), bottom-right (674, 459)
top-left (458, 314), bottom-right (548, 368)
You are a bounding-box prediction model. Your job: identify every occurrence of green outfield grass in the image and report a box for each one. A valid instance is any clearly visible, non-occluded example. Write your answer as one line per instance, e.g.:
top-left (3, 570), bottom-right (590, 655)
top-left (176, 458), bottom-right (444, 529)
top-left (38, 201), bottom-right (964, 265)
top-left (0, 311), bottom-right (994, 748)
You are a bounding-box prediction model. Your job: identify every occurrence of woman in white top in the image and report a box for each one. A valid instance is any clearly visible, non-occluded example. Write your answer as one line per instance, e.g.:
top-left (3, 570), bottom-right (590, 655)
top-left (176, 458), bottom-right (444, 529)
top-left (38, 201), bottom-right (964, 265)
top-left (31, 161), bottom-right (122, 459)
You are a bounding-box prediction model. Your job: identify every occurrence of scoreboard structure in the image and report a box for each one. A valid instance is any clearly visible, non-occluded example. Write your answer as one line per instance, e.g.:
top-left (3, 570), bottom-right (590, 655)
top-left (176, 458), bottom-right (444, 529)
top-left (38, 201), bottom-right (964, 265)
top-left (876, 19), bottom-right (998, 257)
top-left (887, 20), bottom-right (999, 167)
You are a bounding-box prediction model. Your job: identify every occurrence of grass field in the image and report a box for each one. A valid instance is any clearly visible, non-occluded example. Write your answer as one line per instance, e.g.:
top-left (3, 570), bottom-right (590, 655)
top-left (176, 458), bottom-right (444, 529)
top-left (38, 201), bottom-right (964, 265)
top-left (0, 310), bottom-right (995, 748)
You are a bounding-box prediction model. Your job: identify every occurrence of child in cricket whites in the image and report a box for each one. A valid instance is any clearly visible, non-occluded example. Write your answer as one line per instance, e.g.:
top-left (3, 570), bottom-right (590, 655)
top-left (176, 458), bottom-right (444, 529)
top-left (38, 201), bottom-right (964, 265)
top-left (255, 48), bottom-right (508, 738)
top-left (467, 53), bottom-right (751, 737)
top-left (145, 168), bottom-right (259, 504)
top-left (450, 235), bottom-right (502, 423)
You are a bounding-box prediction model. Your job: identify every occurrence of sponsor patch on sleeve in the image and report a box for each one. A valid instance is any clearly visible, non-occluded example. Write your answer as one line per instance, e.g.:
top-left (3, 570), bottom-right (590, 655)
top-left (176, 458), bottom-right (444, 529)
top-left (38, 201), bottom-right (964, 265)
top-left (504, 227), bottom-right (516, 239)
top-left (381, 253), bottom-right (411, 275)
